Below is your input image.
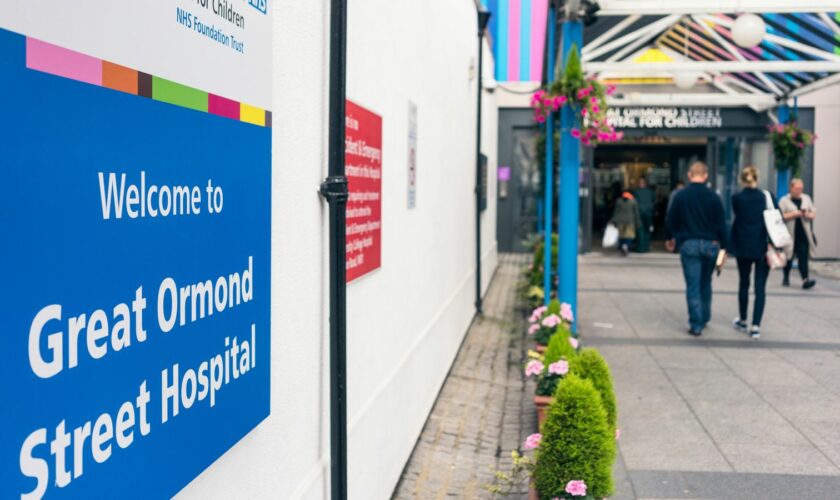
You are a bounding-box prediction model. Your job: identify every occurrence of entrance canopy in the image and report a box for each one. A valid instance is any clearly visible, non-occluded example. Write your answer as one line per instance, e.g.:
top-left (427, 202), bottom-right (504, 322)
top-left (576, 2), bottom-right (840, 111)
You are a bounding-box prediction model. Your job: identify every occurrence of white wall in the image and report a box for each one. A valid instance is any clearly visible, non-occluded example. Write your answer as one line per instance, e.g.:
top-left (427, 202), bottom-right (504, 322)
top-left (800, 84), bottom-right (840, 259)
top-left (175, 1), bottom-right (499, 499)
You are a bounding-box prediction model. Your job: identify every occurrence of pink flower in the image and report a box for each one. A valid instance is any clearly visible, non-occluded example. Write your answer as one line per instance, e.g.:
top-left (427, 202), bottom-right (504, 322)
top-left (571, 129), bottom-right (581, 139)
top-left (532, 305), bottom-right (548, 316)
top-left (592, 105), bottom-right (601, 114)
top-left (581, 108), bottom-right (588, 117)
top-left (581, 137), bottom-right (591, 146)
top-left (593, 120), bottom-right (600, 127)
top-left (548, 360), bottom-right (569, 376)
top-left (556, 95), bottom-right (568, 105)
top-left (560, 303), bottom-right (574, 322)
top-left (585, 129), bottom-right (594, 139)
top-left (569, 337), bottom-right (580, 349)
top-left (523, 433), bottom-right (542, 450)
top-left (590, 97), bottom-right (599, 104)
top-left (528, 323), bottom-right (541, 335)
top-left (606, 85), bottom-right (617, 95)
top-left (616, 131), bottom-right (625, 140)
top-left (616, 428), bottom-right (621, 440)
top-left (565, 480), bottom-right (587, 497)
top-left (525, 360), bottom-right (544, 377)
top-left (536, 114), bottom-right (546, 124)
top-left (542, 314), bottom-right (562, 328)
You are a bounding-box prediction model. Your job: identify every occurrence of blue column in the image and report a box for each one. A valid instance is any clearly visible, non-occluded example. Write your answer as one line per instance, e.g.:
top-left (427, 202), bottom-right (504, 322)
top-left (558, 19), bottom-right (582, 331)
top-left (777, 104), bottom-right (790, 198)
top-left (542, 6), bottom-right (556, 305)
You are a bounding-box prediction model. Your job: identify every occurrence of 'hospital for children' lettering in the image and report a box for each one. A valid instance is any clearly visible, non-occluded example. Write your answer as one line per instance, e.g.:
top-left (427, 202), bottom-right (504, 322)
top-left (606, 107), bottom-right (724, 129)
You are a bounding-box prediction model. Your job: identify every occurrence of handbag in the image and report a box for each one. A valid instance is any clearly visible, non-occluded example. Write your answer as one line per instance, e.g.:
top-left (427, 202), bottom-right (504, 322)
top-left (766, 244), bottom-right (787, 269)
top-left (762, 191), bottom-right (788, 269)
top-left (602, 223), bottom-right (619, 248)
top-left (763, 191), bottom-right (792, 248)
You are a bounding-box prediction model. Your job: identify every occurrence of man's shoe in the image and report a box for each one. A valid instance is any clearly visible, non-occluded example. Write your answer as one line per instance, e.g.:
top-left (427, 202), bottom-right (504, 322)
top-left (749, 326), bottom-right (760, 339)
top-left (803, 279), bottom-right (816, 290)
top-left (782, 277), bottom-right (790, 287)
top-left (688, 328), bottom-right (702, 337)
top-left (732, 318), bottom-right (748, 333)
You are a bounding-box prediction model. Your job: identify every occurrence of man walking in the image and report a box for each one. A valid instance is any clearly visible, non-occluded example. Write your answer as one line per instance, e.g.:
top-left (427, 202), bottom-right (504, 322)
top-left (633, 177), bottom-right (655, 253)
top-left (779, 178), bottom-right (817, 289)
top-left (666, 162), bottom-right (727, 336)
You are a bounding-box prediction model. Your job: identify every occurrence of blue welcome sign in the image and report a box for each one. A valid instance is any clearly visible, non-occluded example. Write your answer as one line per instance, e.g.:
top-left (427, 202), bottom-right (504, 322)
top-left (0, 23), bottom-right (271, 500)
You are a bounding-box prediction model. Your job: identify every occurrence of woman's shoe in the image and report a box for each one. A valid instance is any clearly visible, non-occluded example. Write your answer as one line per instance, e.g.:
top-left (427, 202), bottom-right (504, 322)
top-left (803, 279), bottom-right (816, 290)
top-left (732, 317), bottom-right (748, 333)
top-left (749, 326), bottom-right (760, 339)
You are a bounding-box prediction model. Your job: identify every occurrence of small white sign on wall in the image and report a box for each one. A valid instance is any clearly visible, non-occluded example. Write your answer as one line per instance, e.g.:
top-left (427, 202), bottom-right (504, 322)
top-left (407, 100), bottom-right (418, 209)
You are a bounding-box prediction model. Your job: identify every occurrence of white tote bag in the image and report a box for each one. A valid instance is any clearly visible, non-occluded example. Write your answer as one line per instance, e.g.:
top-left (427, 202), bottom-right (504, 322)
top-left (602, 223), bottom-right (619, 248)
top-left (763, 190), bottom-right (792, 249)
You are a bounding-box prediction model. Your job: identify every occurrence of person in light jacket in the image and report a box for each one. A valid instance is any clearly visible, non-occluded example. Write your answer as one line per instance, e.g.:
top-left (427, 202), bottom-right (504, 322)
top-left (610, 191), bottom-right (641, 257)
top-left (778, 178), bottom-right (817, 289)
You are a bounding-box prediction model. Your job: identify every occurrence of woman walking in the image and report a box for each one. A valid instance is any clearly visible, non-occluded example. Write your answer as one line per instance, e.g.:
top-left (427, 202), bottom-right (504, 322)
top-left (610, 191), bottom-right (641, 256)
top-left (728, 166), bottom-right (771, 339)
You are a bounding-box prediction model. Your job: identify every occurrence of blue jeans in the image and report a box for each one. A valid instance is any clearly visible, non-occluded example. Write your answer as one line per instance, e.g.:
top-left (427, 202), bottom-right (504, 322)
top-left (679, 239), bottom-right (719, 332)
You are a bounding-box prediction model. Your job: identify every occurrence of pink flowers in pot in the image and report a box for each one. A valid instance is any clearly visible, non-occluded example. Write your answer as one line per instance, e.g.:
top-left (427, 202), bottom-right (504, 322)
top-left (530, 305), bottom-right (548, 323)
top-left (541, 314), bottom-right (562, 328)
top-left (565, 480), bottom-right (587, 497)
top-left (523, 433), bottom-right (542, 450)
top-left (560, 303), bottom-right (574, 323)
top-left (548, 360), bottom-right (569, 376)
top-left (525, 360), bottom-right (545, 377)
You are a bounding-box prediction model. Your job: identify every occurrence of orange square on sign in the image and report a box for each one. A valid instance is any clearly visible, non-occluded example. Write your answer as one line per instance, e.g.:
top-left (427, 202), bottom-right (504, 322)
top-left (102, 61), bottom-right (138, 95)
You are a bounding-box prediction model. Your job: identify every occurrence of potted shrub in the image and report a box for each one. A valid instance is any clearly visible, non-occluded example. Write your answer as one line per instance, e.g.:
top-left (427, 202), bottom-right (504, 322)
top-left (528, 330), bottom-right (580, 427)
top-left (533, 375), bottom-right (616, 499)
top-left (569, 348), bottom-right (618, 433)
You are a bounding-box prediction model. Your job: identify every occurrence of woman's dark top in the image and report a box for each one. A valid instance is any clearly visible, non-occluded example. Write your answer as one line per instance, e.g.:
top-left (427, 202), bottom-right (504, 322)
top-left (791, 198), bottom-right (808, 243)
top-left (729, 187), bottom-right (772, 259)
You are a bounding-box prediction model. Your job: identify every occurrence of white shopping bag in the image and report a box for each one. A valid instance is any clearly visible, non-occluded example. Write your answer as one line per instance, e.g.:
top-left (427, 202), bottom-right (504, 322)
top-left (763, 190), bottom-right (792, 248)
top-left (602, 223), bottom-right (619, 248)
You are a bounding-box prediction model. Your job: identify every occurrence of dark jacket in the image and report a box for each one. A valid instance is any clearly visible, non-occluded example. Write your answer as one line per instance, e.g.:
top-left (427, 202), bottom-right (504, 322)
top-left (729, 188), bottom-right (772, 260)
top-left (666, 182), bottom-right (727, 248)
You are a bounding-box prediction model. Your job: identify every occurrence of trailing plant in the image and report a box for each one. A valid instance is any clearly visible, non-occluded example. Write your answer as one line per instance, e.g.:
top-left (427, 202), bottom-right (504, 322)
top-left (534, 375), bottom-right (616, 499)
top-left (770, 122), bottom-right (816, 176)
top-left (530, 44), bottom-right (623, 147)
top-left (570, 348), bottom-right (618, 432)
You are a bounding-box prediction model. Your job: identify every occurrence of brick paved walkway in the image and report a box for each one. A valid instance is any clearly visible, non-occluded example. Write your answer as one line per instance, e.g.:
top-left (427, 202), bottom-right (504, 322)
top-left (392, 254), bottom-right (535, 499)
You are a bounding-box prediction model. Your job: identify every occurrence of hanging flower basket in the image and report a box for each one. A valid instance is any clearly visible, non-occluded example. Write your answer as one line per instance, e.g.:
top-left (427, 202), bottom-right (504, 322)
top-left (530, 44), bottom-right (623, 147)
top-left (770, 122), bottom-right (816, 176)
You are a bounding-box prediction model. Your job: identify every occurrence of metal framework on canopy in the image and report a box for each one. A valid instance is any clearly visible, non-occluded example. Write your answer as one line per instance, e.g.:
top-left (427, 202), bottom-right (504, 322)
top-left (578, 3), bottom-right (840, 110)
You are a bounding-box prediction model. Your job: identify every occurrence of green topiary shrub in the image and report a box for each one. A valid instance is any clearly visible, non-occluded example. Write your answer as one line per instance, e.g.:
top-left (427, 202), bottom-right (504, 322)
top-left (543, 324), bottom-right (575, 364)
top-left (535, 375), bottom-right (616, 498)
top-left (570, 348), bottom-right (618, 432)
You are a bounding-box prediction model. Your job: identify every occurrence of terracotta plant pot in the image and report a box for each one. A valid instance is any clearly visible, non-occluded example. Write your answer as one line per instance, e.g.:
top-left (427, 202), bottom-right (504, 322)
top-left (533, 395), bottom-right (554, 428)
top-left (528, 481), bottom-right (539, 500)
top-left (535, 343), bottom-right (546, 354)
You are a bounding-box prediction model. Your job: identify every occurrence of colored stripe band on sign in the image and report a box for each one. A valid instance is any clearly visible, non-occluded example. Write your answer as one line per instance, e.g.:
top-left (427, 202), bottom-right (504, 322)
top-left (24, 36), bottom-right (271, 127)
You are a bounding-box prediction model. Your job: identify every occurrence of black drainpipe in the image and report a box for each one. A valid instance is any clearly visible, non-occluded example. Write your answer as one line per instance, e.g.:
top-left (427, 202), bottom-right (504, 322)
top-left (319, 0), bottom-right (348, 497)
top-left (475, 9), bottom-right (491, 315)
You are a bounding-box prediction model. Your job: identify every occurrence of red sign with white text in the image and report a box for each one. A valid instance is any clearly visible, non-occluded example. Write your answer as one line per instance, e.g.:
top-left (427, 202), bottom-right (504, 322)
top-left (345, 100), bottom-right (382, 282)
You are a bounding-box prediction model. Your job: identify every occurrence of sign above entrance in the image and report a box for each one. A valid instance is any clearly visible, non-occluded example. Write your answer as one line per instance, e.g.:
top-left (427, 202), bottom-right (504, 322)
top-left (607, 107), bottom-right (723, 129)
